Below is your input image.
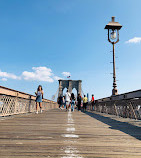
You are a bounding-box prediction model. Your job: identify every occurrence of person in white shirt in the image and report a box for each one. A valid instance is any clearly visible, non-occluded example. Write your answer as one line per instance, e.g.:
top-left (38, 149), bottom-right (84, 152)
top-left (62, 96), bottom-right (66, 108)
top-left (65, 90), bottom-right (71, 111)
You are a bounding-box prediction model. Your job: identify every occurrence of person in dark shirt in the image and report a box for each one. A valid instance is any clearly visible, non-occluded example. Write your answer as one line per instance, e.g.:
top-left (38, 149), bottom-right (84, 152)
top-left (77, 93), bottom-right (81, 111)
top-left (58, 95), bottom-right (63, 109)
top-left (71, 93), bottom-right (75, 112)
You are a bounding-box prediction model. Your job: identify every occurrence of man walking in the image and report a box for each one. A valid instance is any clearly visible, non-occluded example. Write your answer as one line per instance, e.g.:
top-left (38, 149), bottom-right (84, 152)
top-left (83, 95), bottom-right (88, 112)
top-left (57, 95), bottom-right (63, 110)
top-left (65, 90), bottom-right (71, 111)
top-left (77, 94), bottom-right (82, 111)
top-left (91, 94), bottom-right (95, 111)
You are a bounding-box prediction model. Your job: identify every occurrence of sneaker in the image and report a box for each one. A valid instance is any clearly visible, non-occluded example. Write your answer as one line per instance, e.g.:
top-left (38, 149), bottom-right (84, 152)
top-left (40, 109), bottom-right (42, 113)
top-left (36, 111), bottom-right (38, 114)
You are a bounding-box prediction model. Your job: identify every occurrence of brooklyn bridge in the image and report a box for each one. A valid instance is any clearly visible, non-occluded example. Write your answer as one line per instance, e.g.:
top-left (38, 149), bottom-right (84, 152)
top-left (0, 1), bottom-right (141, 157)
top-left (0, 84), bottom-right (141, 158)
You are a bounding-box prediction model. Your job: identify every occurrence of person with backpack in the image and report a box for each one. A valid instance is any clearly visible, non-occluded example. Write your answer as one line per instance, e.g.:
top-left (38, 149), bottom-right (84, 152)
top-left (35, 85), bottom-right (44, 114)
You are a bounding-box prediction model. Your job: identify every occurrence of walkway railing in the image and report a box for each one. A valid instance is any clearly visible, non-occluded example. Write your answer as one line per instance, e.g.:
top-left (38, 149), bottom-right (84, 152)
top-left (92, 90), bottom-right (141, 120)
top-left (0, 86), bottom-right (58, 117)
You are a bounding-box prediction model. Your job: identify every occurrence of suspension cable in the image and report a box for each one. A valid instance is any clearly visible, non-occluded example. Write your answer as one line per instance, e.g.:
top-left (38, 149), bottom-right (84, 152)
top-left (52, 87), bottom-right (59, 100)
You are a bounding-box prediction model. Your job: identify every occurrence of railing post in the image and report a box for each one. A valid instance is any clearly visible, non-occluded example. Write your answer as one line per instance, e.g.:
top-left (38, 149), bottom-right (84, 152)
top-left (105, 104), bottom-right (108, 114)
top-left (129, 102), bottom-right (137, 120)
top-left (14, 92), bottom-right (19, 114)
top-left (114, 103), bottom-right (118, 116)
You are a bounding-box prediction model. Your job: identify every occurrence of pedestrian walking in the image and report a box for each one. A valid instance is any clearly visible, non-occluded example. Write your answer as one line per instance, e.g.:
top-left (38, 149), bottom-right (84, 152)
top-left (62, 96), bottom-right (66, 109)
top-left (71, 93), bottom-right (75, 112)
top-left (77, 93), bottom-right (82, 111)
top-left (65, 90), bottom-right (71, 111)
top-left (91, 94), bottom-right (95, 111)
top-left (35, 85), bottom-right (44, 114)
top-left (83, 95), bottom-right (88, 112)
top-left (58, 95), bottom-right (63, 109)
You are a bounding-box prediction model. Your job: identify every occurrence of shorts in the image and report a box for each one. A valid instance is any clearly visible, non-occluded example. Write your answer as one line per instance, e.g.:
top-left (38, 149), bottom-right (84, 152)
top-left (65, 101), bottom-right (70, 106)
top-left (71, 100), bottom-right (75, 105)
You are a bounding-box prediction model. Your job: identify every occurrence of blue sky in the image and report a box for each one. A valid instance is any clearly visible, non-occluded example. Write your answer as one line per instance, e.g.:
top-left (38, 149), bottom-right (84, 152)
top-left (0, 0), bottom-right (141, 100)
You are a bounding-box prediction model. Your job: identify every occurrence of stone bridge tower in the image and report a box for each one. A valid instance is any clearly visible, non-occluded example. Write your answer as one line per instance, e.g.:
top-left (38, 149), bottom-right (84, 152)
top-left (58, 80), bottom-right (82, 97)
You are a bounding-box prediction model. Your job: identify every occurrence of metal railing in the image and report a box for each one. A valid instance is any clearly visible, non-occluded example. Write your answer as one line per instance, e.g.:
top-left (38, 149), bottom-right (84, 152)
top-left (89, 90), bottom-right (141, 120)
top-left (93, 99), bottom-right (141, 119)
top-left (0, 86), bottom-right (58, 116)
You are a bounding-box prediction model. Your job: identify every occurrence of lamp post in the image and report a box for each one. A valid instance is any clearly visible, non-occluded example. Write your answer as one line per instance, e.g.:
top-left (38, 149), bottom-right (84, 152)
top-left (105, 17), bottom-right (122, 95)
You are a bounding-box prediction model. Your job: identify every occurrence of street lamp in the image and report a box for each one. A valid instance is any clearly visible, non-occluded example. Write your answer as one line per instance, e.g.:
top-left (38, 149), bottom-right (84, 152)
top-left (105, 16), bottom-right (122, 95)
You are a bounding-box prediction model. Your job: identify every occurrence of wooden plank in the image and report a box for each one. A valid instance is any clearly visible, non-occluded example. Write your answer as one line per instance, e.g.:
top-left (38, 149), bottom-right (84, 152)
top-left (0, 109), bottom-right (141, 157)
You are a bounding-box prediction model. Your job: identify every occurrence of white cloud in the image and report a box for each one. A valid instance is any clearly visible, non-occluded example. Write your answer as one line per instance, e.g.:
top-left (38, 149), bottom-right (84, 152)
top-left (0, 67), bottom-right (69, 82)
top-left (22, 66), bottom-right (54, 82)
top-left (1, 78), bottom-right (7, 81)
top-left (53, 76), bottom-right (62, 80)
top-left (125, 37), bottom-right (141, 44)
top-left (0, 70), bottom-right (21, 80)
top-left (62, 72), bottom-right (71, 77)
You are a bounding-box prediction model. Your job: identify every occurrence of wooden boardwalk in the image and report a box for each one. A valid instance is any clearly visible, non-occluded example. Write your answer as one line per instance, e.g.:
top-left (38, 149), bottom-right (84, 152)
top-left (0, 109), bottom-right (141, 158)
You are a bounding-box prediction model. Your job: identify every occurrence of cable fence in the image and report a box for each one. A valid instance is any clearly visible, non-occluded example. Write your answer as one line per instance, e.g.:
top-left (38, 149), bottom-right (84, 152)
top-left (0, 86), bottom-right (58, 117)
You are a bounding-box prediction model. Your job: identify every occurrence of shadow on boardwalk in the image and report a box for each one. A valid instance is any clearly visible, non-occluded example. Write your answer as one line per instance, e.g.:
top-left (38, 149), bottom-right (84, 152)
top-left (84, 111), bottom-right (141, 141)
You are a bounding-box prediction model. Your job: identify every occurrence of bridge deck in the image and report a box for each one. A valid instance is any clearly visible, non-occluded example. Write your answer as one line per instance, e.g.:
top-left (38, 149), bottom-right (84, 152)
top-left (0, 109), bottom-right (141, 158)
